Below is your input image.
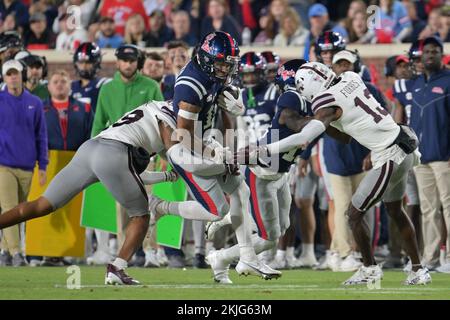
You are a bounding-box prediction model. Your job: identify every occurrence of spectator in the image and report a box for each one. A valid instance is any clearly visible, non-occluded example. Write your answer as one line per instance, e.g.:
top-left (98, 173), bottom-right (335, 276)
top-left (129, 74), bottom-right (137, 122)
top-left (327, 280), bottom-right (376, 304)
top-left (0, 0), bottom-right (29, 31)
top-left (273, 7), bottom-right (307, 47)
top-left (303, 3), bottom-right (349, 61)
top-left (269, 0), bottom-right (289, 33)
top-left (147, 10), bottom-right (171, 47)
top-left (52, 0), bottom-right (96, 34)
top-left (24, 12), bottom-right (56, 50)
top-left (346, 10), bottom-right (370, 43)
top-left (253, 7), bottom-right (276, 46)
top-left (95, 16), bottom-right (123, 49)
top-left (124, 13), bottom-right (156, 48)
top-left (1, 13), bottom-right (17, 32)
top-left (200, 0), bottom-right (241, 45)
top-left (18, 53), bottom-right (49, 100)
top-left (142, 51), bottom-right (164, 83)
top-left (371, 0), bottom-right (412, 43)
top-left (98, 0), bottom-right (149, 36)
top-left (169, 10), bottom-right (198, 47)
top-left (161, 40), bottom-right (189, 100)
top-left (91, 44), bottom-right (163, 249)
top-left (29, 0), bottom-right (58, 30)
top-left (402, 0), bottom-right (428, 43)
top-left (0, 59), bottom-right (48, 267)
top-left (418, 7), bottom-right (450, 42)
top-left (44, 70), bottom-right (93, 163)
top-left (410, 36), bottom-right (450, 272)
top-left (55, 13), bottom-right (88, 51)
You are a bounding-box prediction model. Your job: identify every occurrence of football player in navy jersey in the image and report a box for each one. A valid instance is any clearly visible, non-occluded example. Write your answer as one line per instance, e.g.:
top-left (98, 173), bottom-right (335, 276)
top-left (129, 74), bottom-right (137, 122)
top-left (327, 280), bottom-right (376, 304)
top-left (149, 31), bottom-right (280, 283)
top-left (260, 51), bottom-right (281, 99)
top-left (206, 59), bottom-right (312, 282)
top-left (71, 42), bottom-right (111, 113)
top-left (237, 52), bottom-right (277, 148)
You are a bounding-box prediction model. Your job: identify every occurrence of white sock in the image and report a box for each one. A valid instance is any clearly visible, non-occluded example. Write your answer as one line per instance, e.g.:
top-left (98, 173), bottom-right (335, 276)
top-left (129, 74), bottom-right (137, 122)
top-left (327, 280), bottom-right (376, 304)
top-left (302, 243), bottom-right (314, 257)
top-left (112, 257), bottom-right (128, 270)
top-left (276, 249), bottom-right (286, 260)
top-left (158, 201), bottom-right (220, 221)
top-left (286, 246), bottom-right (295, 259)
top-left (95, 229), bottom-right (110, 253)
top-left (230, 184), bottom-right (256, 261)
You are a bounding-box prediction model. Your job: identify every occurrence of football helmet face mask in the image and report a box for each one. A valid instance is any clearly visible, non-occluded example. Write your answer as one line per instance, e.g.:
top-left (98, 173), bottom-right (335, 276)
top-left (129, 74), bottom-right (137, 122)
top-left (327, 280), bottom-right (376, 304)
top-left (295, 62), bottom-right (336, 103)
top-left (239, 52), bottom-right (266, 89)
top-left (275, 59), bottom-right (307, 93)
top-left (73, 42), bottom-right (102, 79)
top-left (196, 31), bottom-right (240, 84)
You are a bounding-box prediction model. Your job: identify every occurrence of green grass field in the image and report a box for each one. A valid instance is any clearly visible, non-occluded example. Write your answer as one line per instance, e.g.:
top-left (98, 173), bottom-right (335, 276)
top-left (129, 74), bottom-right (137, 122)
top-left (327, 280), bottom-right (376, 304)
top-left (0, 266), bottom-right (449, 300)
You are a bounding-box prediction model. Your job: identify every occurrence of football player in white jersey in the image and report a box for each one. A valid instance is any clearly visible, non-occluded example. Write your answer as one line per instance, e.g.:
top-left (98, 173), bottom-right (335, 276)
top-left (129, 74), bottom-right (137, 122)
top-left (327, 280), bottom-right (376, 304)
top-left (0, 100), bottom-right (217, 285)
top-left (241, 62), bottom-right (431, 286)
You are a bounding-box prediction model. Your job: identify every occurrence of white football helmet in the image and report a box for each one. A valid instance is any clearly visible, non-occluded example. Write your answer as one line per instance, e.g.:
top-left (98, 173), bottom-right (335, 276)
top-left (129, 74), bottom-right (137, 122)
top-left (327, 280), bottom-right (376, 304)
top-left (295, 62), bottom-right (336, 102)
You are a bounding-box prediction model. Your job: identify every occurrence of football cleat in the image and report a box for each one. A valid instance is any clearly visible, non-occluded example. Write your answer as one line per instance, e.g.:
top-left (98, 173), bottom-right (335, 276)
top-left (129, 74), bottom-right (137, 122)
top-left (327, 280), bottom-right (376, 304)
top-left (105, 264), bottom-right (140, 285)
top-left (343, 265), bottom-right (383, 286)
top-left (206, 250), bottom-right (232, 284)
top-left (404, 268), bottom-right (432, 285)
top-left (236, 260), bottom-right (282, 280)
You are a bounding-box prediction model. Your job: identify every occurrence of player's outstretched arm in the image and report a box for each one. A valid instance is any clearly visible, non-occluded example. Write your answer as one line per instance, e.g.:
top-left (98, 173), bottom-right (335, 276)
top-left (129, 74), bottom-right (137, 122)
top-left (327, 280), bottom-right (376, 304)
top-left (264, 107), bottom-right (340, 155)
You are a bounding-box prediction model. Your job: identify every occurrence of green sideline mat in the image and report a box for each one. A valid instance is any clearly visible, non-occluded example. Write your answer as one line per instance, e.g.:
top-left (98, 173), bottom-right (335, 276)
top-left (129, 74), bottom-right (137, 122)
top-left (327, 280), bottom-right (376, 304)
top-left (81, 183), bottom-right (117, 233)
top-left (81, 164), bottom-right (186, 248)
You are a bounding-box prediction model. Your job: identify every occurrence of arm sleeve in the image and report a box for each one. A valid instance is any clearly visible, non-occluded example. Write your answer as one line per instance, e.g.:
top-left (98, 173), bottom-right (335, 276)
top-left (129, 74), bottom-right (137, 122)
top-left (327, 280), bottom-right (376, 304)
top-left (266, 120), bottom-right (326, 155)
top-left (35, 100), bottom-right (49, 170)
top-left (91, 86), bottom-right (108, 137)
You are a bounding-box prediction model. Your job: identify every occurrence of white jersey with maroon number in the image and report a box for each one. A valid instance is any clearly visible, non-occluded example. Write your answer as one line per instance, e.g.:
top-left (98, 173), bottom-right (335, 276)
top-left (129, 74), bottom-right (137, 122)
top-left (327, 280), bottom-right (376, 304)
top-left (311, 71), bottom-right (406, 169)
top-left (97, 101), bottom-right (177, 155)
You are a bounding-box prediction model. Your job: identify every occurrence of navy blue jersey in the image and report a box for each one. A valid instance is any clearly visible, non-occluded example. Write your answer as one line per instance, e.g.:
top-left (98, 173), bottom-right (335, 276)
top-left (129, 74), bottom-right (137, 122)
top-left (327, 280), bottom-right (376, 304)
top-left (393, 78), bottom-right (415, 124)
top-left (173, 61), bottom-right (223, 134)
top-left (71, 77), bottom-right (110, 113)
top-left (241, 83), bottom-right (278, 144)
top-left (260, 89), bottom-right (309, 173)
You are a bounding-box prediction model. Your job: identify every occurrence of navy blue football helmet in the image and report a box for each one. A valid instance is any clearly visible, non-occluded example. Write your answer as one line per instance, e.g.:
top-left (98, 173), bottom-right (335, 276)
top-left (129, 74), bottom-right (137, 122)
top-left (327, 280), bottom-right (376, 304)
top-left (275, 59), bottom-right (307, 93)
top-left (260, 51), bottom-right (280, 82)
top-left (239, 51), bottom-right (266, 88)
top-left (73, 42), bottom-right (102, 79)
top-left (315, 30), bottom-right (346, 58)
top-left (196, 31), bottom-right (240, 84)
